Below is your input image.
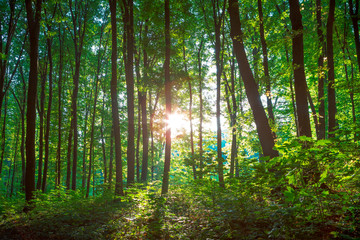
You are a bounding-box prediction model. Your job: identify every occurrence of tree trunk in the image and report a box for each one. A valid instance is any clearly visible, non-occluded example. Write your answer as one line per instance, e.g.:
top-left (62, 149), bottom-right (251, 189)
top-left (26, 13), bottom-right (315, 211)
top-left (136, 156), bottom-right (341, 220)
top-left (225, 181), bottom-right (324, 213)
top-left (56, 27), bottom-right (63, 188)
top-left (108, 129), bottom-right (114, 184)
top-left (349, 0), bottom-right (360, 71)
top-left (0, 95), bottom-right (7, 175)
top-left (140, 92), bottom-right (148, 182)
top-left (135, 100), bottom-right (141, 182)
top-left (122, 0), bottom-right (135, 186)
top-left (100, 94), bottom-right (107, 184)
top-left (288, 0), bottom-right (312, 137)
top-left (141, 25), bottom-right (149, 183)
top-left (198, 40), bottom-right (204, 179)
top-left (327, 0), bottom-right (336, 138)
top-left (162, 0), bottom-right (171, 195)
top-left (24, 0), bottom-right (42, 205)
top-left (109, 0), bottom-right (124, 196)
top-left (316, 0), bottom-right (326, 140)
top-left (183, 46), bottom-right (196, 180)
top-left (42, 34), bottom-right (54, 192)
top-left (257, 0), bottom-right (275, 123)
top-left (212, 0), bottom-right (225, 187)
top-left (68, 0), bottom-right (88, 191)
top-left (36, 65), bottom-right (46, 190)
top-left (228, 0), bottom-right (278, 158)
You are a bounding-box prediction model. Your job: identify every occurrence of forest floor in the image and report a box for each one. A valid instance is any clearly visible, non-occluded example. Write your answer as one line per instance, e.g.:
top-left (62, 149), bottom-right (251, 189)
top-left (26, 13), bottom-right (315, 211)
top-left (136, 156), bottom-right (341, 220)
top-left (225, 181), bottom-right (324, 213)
top-left (0, 181), bottom-right (359, 240)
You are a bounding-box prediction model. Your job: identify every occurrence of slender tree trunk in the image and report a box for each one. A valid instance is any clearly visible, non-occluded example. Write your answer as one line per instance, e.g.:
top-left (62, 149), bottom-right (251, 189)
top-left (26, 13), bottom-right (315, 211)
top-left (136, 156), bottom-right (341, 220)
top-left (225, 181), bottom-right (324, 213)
top-left (140, 92), bottom-right (148, 182)
top-left (212, 0), bottom-right (226, 187)
top-left (258, 0), bottom-right (275, 123)
top-left (149, 91), bottom-right (159, 181)
top-left (82, 100), bottom-right (89, 189)
top-left (0, 95), bottom-right (7, 175)
top-left (109, 0), bottom-right (124, 196)
top-left (316, 0), bottom-right (326, 139)
top-left (307, 91), bottom-right (320, 139)
top-left (68, 1), bottom-right (88, 191)
top-left (86, 64), bottom-right (100, 199)
top-left (135, 100), bottom-right (141, 182)
top-left (198, 40), bottom-right (203, 179)
top-left (141, 25), bottom-right (149, 182)
top-left (183, 46), bottom-right (196, 180)
top-left (108, 129), bottom-right (114, 184)
top-left (349, 0), bottom-right (360, 71)
top-left (122, 0), bottom-right (135, 186)
top-left (100, 94), bottom-right (107, 184)
top-left (162, 0), bottom-right (171, 195)
top-left (42, 35), bottom-right (54, 192)
top-left (56, 25), bottom-right (63, 188)
top-left (24, 0), bottom-right (42, 205)
top-left (10, 125), bottom-right (20, 197)
top-left (288, 0), bottom-right (312, 137)
top-left (327, 0), bottom-right (336, 138)
top-left (228, 0), bottom-right (278, 158)
top-left (36, 66), bottom-right (46, 190)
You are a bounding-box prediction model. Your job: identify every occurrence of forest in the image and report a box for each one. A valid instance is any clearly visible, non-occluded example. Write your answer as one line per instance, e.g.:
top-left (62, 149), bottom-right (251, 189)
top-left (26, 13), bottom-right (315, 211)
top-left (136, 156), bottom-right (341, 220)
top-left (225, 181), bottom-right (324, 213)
top-left (0, 0), bottom-right (359, 239)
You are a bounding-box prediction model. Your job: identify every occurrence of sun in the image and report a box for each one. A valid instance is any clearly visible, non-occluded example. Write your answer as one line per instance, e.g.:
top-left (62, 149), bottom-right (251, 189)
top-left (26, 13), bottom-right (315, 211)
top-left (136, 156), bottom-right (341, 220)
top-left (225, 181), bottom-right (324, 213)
top-left (166, 112), bottom-right (190, 138)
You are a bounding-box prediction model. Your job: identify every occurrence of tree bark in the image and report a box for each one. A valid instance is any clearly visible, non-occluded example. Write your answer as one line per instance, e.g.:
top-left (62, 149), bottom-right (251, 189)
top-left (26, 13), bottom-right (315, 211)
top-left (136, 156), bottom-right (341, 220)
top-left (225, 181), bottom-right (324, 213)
top-left (228, 0), bottom-right (278, 158)
top-left (212, 0), bottom-right (226, 187)
top-left (183, 46), bottom-right (196, 180)
top-left (162, 0), bottom-right (171, 195)
top-left (140, 23), bottom-right (149, 183)
top-left (316, 0), bottom-right (326, 139)
top-left (327, 0), bottom-right (336, 138)
top-left (36, 63), bottom-right (46, 190)
top-left (349, 0), bottom-right (360, 71)
top-left (122, 0), bottom-right (135, 186)
top-left (24, 0), bottom-right (42, 205)
top-left (257, 0), bottom-right (275, 123)
top-left (42, 30), bottom-right (54, 192)
top-left (288, 0), bottom-right (312, 137)
top-left (198, 40), bottom-right (204, 179)
top-left (109, 0), bottom-right (124, 196)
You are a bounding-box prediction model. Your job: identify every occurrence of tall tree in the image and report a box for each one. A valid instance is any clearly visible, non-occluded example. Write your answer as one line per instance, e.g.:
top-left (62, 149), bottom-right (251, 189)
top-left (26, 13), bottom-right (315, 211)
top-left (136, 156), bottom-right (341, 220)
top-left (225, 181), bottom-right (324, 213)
top-left (140, 22), bottom-right (149, 183)
top-left (162, 0), bottom-right (171, 195)
top-left (257, 0), bottom-right (275, 123)
top-left (228, 0), bottom-right (278, 158)
top-left (316, 0), bottom-right (326, 139)
top-left (42, 7), bottom-right (57, 191)
top-left (327, 0), bottom-right (336, 138)
top-left (65, 0), bottom-right (89, 190)
top-left (212, 0), bottom-right (226, 187)
top-left (288, 0), bottom-right (312, 137)
top-left (24, 0), bottom-right (42, 204)
top-left (109, 0), bottom-right (124, 196)
top-left (349, 0), bottom-right (360, 71)
top-left (122, 0), bottom-right (135, 186)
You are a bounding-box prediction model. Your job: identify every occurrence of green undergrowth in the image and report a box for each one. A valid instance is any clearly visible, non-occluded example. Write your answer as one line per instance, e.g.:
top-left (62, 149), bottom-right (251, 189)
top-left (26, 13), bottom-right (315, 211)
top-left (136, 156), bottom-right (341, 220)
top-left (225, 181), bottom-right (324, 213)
top-left (0, 138), bottom-right (359, 239)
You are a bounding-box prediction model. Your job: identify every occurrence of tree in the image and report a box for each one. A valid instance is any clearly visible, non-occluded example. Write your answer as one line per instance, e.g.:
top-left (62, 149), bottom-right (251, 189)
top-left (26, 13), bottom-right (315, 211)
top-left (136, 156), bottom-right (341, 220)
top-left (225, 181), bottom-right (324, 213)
top-left (228, 0), bottom-right (278, 158)
top-left (316, 0), bottom-right (326, 140)
top-left (257, 0), bottom-right (275, 123)
top-left (24, 0), bottom-right (42, 204)
top-left (327, 0), bottom-right (336, 138)
top-left (162, 0), bottom-right (171, 195)
top-left (122, 0), bottom-right (135, 186)
top-left (109, 0), bottom-right (124, 196)
top-left (288, 0), bottom-right (312, 137)
top-left (212, 0), bottom-right (226, 187)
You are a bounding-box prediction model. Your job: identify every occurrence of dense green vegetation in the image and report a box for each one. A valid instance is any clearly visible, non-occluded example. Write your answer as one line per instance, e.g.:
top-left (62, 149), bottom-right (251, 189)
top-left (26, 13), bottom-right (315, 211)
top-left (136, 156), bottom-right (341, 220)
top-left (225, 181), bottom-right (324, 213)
top-left (0, 0), bottom-right (359, 239)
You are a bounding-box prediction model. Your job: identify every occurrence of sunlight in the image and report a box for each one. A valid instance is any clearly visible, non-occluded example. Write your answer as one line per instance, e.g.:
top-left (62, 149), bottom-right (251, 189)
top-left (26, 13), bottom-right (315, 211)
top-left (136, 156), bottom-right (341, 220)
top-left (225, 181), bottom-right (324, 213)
top-left (166, 112), bottom-right (190, 138)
